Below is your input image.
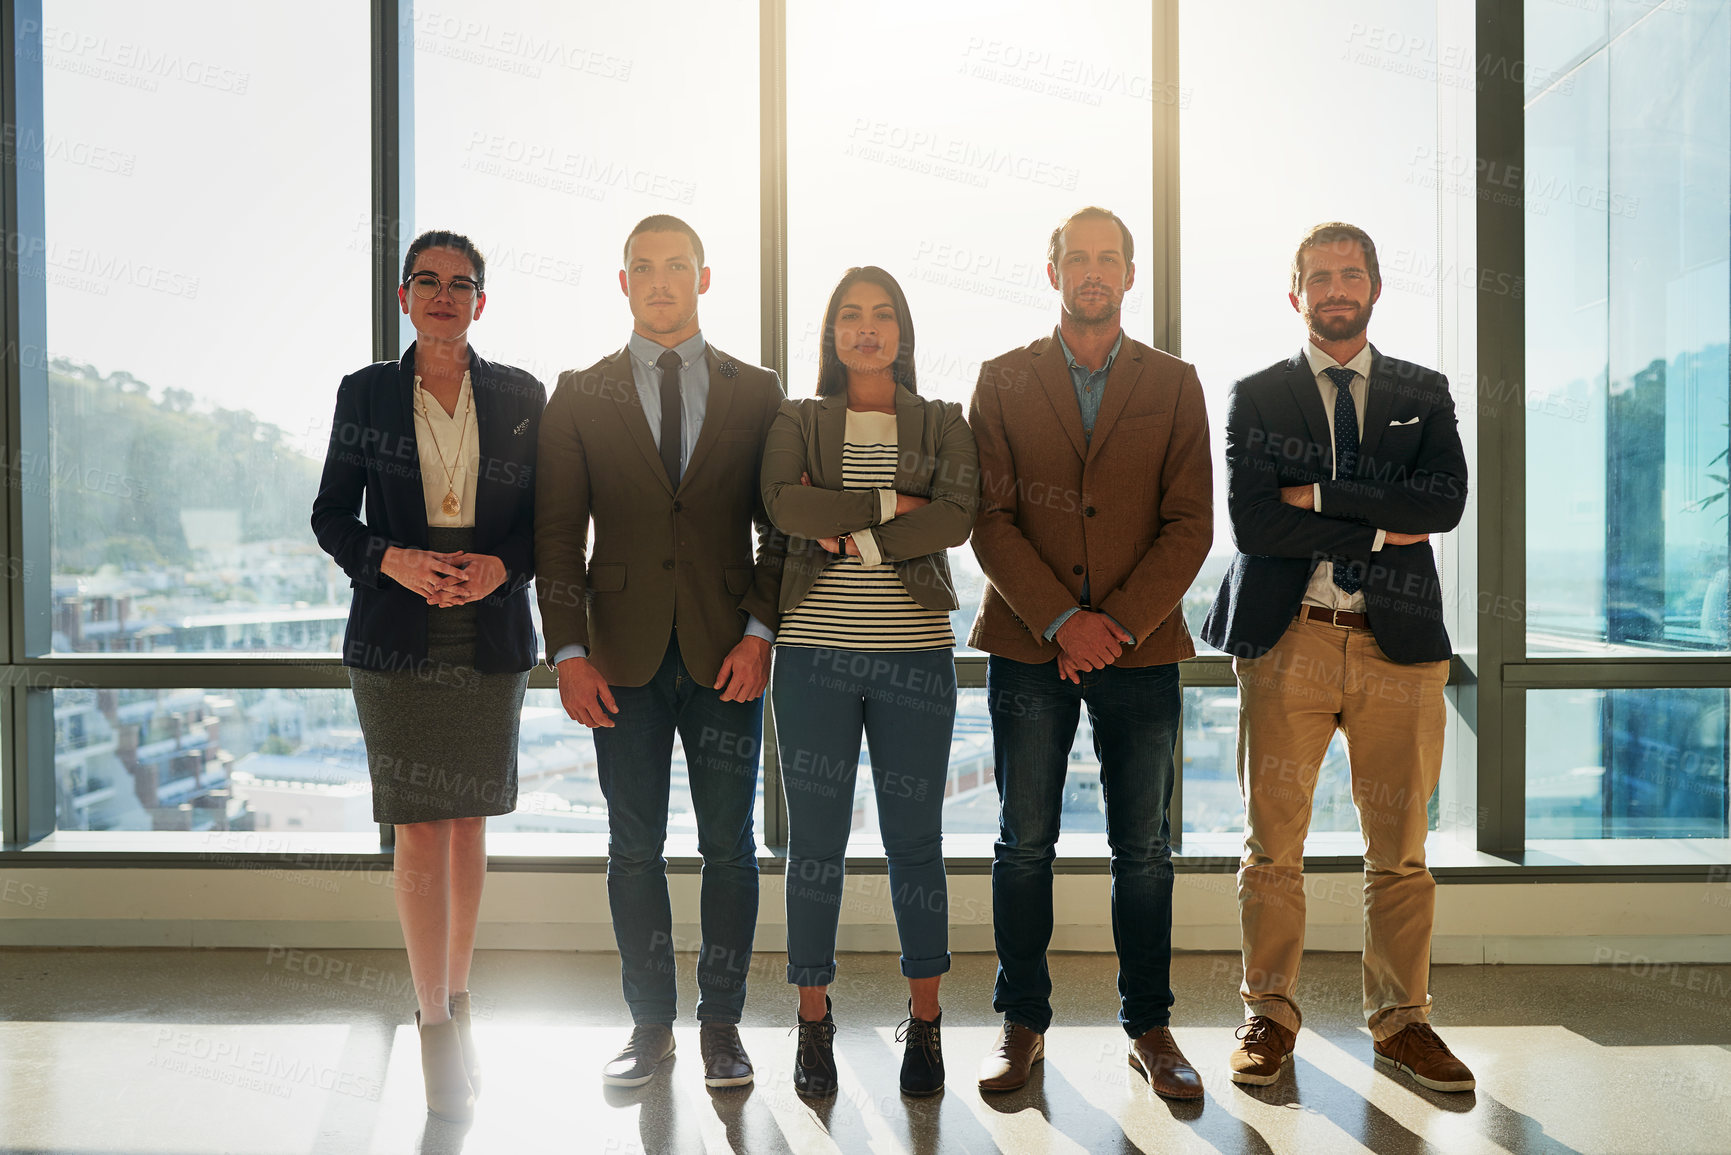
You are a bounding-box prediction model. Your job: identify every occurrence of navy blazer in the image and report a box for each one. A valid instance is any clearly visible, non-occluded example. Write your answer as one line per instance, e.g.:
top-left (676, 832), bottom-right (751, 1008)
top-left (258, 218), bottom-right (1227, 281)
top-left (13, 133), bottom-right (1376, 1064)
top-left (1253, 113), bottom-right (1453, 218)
top-left (311, 344), bottom-right (547, 674)
top-left (1201, 346), bottom-right (1468, 664)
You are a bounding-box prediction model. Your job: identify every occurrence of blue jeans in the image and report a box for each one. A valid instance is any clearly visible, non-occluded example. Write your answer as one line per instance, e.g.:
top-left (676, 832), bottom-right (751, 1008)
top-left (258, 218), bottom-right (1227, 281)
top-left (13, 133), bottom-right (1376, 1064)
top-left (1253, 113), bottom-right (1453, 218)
top-left (593, 631), bottom-right (762, 1025)
top-left (773, 646), bottom-right (955, 987)
top-left (988, 655), bottom-right (1180, 1037)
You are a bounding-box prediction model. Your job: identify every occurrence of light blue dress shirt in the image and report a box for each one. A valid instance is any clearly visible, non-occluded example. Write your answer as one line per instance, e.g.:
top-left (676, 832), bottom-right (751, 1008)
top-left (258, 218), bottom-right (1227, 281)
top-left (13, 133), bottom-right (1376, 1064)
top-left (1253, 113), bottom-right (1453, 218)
top-left (553, 329), bottom-right (772, 667)
top-left (1044, 330), bottom-right (1134, 645)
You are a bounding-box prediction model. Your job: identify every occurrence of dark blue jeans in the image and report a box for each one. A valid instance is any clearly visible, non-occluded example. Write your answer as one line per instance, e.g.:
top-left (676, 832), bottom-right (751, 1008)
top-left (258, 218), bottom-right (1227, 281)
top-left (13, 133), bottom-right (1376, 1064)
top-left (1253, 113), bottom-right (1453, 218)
top-left (988, 655), bottom-right (1179, 1038)
top-left (773, 646), bottom-right (955, 987)
top-left (593, 632), bottom-right (762, 1026)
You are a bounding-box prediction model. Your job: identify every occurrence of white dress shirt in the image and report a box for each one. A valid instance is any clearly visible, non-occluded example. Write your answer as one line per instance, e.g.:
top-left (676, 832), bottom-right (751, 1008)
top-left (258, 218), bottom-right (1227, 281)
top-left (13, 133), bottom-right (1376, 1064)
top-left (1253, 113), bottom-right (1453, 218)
top-left (1300, 342), bottom-right (1386, 613)
top-left (414, 370), bottom-right (479, 529)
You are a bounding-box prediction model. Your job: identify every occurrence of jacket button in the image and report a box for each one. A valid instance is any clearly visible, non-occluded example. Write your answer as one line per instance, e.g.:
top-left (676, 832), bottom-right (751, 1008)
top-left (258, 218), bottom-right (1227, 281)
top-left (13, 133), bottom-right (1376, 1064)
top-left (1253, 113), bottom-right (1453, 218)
top-left (1084, 506), bottom-right (1096, 517)
top-left (1072, 564), bottom-right (1084, 575)
top-left (672, 501), bottom-right (683, 512)
top-left (663, 559), bottom-right (675, 570)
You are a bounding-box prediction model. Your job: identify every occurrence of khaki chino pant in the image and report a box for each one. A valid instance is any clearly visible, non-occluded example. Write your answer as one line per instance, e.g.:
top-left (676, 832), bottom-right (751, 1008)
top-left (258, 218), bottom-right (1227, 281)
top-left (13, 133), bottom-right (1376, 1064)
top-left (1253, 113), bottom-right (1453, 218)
top-left (1233, 616), bottom-right (1450, 1041)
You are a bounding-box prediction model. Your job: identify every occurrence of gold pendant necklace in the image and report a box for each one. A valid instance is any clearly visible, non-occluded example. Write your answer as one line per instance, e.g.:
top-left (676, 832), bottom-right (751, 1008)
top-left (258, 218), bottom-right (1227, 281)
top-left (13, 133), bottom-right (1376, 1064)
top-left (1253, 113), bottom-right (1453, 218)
top-left (418, 379), bottom-right (472, 519)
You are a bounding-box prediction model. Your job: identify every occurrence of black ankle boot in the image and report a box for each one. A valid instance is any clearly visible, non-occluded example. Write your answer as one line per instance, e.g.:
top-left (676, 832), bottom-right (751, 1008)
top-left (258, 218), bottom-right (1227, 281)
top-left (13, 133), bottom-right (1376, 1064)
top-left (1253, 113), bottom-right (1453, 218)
top-left (897, 1000), bottom-right (944, 1096)
top-left (793, 997), bottom-right (837, 1097)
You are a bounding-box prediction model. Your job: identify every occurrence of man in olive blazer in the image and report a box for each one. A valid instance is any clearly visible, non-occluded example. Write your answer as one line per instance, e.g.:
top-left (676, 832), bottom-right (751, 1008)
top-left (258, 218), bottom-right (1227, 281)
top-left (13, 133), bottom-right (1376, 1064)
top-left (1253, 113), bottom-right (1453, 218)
top-left (535, 216), bottom-right (785, 1092)
top-left (970, 207), bottom-right (1212, 1101)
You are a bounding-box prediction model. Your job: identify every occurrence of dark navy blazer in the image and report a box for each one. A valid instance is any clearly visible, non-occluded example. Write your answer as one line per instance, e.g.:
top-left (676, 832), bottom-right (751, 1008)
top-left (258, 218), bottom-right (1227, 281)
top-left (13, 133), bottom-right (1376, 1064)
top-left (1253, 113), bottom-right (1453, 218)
top-left (311, 344), bottom-right (546, 674)
top-left (1201, 346), bottom-right (1468, 664)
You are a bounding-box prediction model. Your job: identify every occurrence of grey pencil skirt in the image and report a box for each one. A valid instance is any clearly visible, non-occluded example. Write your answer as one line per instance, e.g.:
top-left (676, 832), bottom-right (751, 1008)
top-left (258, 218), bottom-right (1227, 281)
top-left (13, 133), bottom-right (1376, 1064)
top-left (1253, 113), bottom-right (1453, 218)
top-left (349, 527), bottom-right (530, 825)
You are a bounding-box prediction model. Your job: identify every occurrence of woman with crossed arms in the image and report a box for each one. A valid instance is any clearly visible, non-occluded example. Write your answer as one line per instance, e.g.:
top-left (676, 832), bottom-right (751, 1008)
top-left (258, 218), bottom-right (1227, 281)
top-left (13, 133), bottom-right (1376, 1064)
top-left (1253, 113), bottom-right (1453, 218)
top-left (761, 265), bottom-right (979, 1098)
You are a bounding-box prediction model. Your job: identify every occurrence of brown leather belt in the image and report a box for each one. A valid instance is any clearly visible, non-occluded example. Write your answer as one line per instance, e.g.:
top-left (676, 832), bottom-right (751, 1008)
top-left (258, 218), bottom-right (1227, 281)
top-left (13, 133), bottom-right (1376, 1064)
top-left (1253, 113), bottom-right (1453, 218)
top-left (1300, 605), bottom-right (1369, 629)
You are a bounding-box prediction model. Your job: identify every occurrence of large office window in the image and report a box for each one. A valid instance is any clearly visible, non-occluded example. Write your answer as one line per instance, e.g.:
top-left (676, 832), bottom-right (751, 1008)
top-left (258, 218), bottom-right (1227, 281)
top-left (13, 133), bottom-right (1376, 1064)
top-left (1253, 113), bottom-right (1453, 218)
top-left (1526, 4), bottom-right (1730, 656)
top-left (1524, 1), bottom-right (1730, 842)
top-left (40, 1), bottom-right (371, 657)
top-left (788, 0), bottom-right (1156, 666)
top-left (410, 0), bottom-right (761, 384)
top-left (1178, 0), bottom-right (1454, 841)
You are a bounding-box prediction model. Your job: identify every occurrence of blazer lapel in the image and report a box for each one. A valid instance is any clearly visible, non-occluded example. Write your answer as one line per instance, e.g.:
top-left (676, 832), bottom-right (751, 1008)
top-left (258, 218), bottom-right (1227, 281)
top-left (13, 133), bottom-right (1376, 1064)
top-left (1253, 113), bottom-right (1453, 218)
top-left (1356, 345), bottom-right (1395, 466)
top-left (395, 345), bottom-right (429, 546)
top-left (605, 347), bottom-right (674, 496)
top-left (678, 344), bottom-right (732, 492)
top-left (1285, 350), bottom-right (1332, 463)
top-left (892, 385), bottom-right (926, 491)
top-left (1084, 341), bottom-right (1142, 462)
top-left (468, 350), bottom-right (508, 539)
top-left (816, 392), bottom-right (849, 487)
top-left (1033, 330), bottom-right (1088, 461)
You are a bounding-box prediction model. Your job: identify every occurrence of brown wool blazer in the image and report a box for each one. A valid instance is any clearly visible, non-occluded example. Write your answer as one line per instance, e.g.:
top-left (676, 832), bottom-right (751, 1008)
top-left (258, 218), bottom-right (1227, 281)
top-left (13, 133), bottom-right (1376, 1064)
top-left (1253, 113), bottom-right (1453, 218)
top-left (534, 342), bottom-right (787, 687)
top-left (967, 327), bottom-right (1213, 666)
top-left (761, 385), bottom-right (979, 613)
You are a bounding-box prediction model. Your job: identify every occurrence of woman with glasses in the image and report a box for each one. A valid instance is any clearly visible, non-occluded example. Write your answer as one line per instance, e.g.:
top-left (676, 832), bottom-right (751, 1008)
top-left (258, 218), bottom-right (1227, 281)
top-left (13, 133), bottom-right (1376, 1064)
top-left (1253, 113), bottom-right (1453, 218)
top-left (760, 265), bottom-right (979, 1098)
top-left (311, 229), bottom-right (544, 1124)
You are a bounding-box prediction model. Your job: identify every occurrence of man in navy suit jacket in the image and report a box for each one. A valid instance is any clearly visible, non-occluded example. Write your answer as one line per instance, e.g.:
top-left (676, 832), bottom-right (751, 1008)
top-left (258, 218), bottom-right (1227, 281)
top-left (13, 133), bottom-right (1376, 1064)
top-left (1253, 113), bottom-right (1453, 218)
top-left (1201, 223), bottom-right (1475, 1095)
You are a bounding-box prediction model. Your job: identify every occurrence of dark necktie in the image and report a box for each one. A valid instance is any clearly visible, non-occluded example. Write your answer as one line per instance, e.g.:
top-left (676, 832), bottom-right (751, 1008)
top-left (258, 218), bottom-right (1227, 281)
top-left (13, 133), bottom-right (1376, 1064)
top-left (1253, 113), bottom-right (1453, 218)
top-left (1324, 365), bottom-right (1361, 594)
top-left (656, 350), bottom-right (683, 486)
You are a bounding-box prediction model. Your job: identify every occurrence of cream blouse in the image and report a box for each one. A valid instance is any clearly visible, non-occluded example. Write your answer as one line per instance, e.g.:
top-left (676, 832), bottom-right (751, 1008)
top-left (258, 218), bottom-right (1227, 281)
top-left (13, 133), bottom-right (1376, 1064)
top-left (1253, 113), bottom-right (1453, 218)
top-left (413, 370), bottom-right (480, 528)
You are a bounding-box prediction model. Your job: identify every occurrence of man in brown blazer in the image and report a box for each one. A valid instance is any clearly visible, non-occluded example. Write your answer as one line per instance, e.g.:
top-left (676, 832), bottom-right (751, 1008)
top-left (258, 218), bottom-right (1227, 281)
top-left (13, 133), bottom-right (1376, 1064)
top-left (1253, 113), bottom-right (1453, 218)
top-left (969, 207), bottom-right (1212, 1100)
top-left (535, 215), bottom-right (785, 1091)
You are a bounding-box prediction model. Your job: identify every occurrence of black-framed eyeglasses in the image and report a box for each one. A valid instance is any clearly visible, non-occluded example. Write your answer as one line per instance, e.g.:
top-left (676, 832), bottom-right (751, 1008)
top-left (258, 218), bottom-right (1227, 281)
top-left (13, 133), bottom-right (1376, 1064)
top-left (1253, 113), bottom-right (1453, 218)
top-left (404, 273), bottom-right (482, 301)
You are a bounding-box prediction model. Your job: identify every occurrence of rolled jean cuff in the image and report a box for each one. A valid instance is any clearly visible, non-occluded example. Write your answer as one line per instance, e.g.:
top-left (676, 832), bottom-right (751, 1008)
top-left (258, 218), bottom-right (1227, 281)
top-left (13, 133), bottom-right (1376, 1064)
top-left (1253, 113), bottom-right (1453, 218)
top-left (1244, 999), bottom-right (1302, 1037)
top-left (787, 960), bottom-right (837, 987)
top-left (1123, 1012), bottom-right (1173, 1039)
top-left (900, 951), bottom-right (952, 980)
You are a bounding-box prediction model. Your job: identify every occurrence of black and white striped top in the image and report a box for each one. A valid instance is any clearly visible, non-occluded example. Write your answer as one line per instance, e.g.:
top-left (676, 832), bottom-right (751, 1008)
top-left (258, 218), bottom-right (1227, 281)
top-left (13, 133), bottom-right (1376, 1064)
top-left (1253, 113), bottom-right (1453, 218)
top-left (777, 410), bottom-right (954, 652)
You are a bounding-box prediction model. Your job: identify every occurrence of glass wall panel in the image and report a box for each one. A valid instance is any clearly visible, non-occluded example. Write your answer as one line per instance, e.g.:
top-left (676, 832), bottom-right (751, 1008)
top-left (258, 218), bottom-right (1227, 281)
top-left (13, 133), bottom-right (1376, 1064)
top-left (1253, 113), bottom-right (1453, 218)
top-left (53, 687), bottom-right (746, 839)
top-left (1528, 688), bottom-right (1729, 839)
top-left (411, 0), bottom-right (761, 398)
top-left (40, 1), bottom-right (371, 654)
top-left (1180, 0), bottom-right (1447, 646)
top-left (788, 1), bottom-right (1155, 654)
top-left (1526, 2), bottom-right (1731, 655)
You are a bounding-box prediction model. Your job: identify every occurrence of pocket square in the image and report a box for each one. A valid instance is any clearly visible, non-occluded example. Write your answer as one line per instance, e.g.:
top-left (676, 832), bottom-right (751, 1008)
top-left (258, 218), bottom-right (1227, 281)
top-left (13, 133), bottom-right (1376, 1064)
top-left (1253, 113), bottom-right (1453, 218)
top-left (513, 418), bottom-right (530, 435)
top-left (1388, 416), bottom-right (1420, 427)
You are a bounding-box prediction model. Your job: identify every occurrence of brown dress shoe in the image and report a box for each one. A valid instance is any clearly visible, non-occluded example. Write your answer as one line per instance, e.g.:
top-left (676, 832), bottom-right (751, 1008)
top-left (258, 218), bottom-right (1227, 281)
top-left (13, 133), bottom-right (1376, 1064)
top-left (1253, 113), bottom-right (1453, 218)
top-left (1229, 1016), bottom-right (1296, 1086)
top-left (1127, 1026), bottom-right (1203, 1100)
top-left (976, 1021), bottom-right (1044, 1092)
top-left (1374, 1023), bottom-right (1476, 1092)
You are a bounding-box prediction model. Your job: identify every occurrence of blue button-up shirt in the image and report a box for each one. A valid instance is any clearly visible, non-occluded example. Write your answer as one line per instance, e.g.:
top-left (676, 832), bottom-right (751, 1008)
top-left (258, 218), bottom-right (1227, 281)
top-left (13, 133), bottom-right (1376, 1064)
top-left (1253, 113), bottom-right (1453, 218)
top-left (627, 329), bottom-right (710, 472)
top-left (1058, 329), bottom-right (1123, 442)
top-left (1044, 329), bottom-right (1132, 644)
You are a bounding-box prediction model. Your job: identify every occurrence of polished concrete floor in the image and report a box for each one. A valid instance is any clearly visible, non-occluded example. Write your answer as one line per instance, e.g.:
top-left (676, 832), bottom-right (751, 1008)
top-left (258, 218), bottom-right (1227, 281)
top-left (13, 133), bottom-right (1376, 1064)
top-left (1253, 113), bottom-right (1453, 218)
top-left (0, 947), bottom-right (1727, 1154)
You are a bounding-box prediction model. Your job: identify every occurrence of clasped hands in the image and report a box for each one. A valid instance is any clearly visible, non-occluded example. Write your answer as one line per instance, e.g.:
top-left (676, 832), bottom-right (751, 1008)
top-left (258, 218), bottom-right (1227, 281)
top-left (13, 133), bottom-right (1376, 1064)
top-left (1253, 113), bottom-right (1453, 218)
top-left (381, 546), bottom-right (507, 606)
top-left (1277, 486), bottom-right (1430, 546)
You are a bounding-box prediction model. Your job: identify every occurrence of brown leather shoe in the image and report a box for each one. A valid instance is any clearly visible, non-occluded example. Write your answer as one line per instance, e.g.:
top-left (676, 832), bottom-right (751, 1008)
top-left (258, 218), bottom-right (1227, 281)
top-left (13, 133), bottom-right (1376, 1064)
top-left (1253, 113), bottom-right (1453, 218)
top-left (1127, 1026), bottom-right (1203, 1100)
top-left (976, 1021), bottom-right (1044, 1092)
top-left (1374, 1023), bottom-right (1476, 1092)
top-left (1228, 1016), bottom-right (1296, 1086)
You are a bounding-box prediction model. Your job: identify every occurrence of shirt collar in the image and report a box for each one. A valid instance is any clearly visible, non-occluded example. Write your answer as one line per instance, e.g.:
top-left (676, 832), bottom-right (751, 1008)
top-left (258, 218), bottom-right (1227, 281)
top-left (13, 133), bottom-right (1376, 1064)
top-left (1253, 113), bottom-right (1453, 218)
top-left (412, 369), bottom-right (472, 405)
top-left (630, 329), bottom-right (707, 371)
top-left (1056, 329), bottom-right (1124, 376)
top-left (1303, 340), bottom-right (1373, 382)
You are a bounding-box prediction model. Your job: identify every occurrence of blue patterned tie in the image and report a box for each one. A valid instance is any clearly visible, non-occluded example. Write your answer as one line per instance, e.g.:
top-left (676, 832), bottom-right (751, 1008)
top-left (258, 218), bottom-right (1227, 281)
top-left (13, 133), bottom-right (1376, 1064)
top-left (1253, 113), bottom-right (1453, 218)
top-left (1324, 365), bottom-right (1361, 594)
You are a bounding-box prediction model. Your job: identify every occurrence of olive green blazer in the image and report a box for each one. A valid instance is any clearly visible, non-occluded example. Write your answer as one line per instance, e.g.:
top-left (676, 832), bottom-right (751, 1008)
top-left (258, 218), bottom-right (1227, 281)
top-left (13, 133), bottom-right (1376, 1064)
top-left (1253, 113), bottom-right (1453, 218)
top-left (761, 385), bottom-right (979, 613)
top-left (535, 343), bottom-right (786, 687)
